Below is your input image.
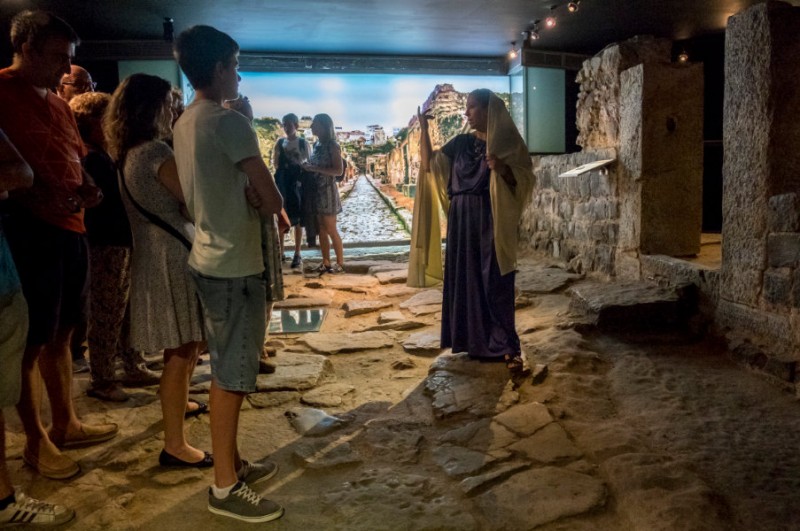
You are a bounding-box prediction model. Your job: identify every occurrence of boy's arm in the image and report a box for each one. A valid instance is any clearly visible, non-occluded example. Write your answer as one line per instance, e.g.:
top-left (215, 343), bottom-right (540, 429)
top-left (237, 156), bottom-right (282, 217)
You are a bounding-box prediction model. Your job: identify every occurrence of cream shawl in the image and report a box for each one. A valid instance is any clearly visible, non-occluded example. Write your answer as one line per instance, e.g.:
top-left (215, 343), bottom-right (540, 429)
top-left (408, 93), bottom-right (533, 287)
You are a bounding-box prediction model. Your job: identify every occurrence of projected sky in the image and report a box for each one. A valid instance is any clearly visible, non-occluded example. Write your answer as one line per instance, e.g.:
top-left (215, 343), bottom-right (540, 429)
top-left (239, 72), bottom-right (509, 133)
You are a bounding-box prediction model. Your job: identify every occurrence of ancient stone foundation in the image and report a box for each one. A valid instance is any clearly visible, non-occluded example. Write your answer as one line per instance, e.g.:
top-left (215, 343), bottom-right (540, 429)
top-left (520, 36), bottom-right (703, 279)
top-left (717, 1), bottom-right (800, 381)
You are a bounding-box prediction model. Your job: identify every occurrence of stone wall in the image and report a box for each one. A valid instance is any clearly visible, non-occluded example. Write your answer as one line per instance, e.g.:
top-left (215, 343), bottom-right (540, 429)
top-left (717, 1), bottom-right (800, 374)
top-left (521, 35), bottom-right (702, 279)
top-left (576, 36), bottom-right (672, 150)
top-left (521, 148), bottom-right (619, 275)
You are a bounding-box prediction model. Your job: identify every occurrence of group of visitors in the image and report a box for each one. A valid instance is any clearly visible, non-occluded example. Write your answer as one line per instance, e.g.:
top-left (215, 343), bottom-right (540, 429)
top-left (0, 11), bottom-right (286, 525)
top-left (0, 6), bottom-right (532, 528)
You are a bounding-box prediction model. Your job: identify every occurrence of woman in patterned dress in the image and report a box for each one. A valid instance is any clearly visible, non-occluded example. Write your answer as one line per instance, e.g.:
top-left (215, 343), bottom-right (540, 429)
top-left (104, 74), bottom-right (209, 468)
top-left (302, 113), bottom-right (344, 274)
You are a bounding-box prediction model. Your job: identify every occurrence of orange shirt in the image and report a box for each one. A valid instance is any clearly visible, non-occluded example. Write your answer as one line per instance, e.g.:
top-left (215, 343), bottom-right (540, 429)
top-left (0, 68), bottom-right (86, 233)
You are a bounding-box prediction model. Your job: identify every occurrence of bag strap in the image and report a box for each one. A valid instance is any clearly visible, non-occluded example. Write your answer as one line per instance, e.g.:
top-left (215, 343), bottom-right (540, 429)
top-left (118, 163), bottom-right (192, 251)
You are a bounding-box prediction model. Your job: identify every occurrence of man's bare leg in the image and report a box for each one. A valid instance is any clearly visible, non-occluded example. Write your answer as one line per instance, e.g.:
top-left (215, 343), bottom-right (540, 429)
top-left (0, 413), bottom-right (13, 501)
top-left (38, 328), bottom-right (80, 435)
top-left (210, 380), bottom-right (244, 488)
top-left (15, 343), bottom-right (72, 471)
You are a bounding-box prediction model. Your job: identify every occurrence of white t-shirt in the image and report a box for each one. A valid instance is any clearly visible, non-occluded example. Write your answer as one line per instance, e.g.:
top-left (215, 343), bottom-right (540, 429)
top-left (173, 99), bottom-right (263, 278)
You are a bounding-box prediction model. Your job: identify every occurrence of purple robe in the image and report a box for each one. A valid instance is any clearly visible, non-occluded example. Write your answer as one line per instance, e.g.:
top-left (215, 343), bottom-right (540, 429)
top-left (440, 134), bottom-right (520, 360)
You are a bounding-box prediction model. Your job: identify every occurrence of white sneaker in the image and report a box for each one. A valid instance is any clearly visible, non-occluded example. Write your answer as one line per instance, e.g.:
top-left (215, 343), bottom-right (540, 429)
top-left (0, 491), bottom-right (75, 527)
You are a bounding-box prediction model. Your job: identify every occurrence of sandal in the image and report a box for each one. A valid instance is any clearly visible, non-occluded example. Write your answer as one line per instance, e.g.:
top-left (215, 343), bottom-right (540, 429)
top-left (504, 353), bottom-right (530, 376)
top-left (185, 398), bottom-right (209, 418)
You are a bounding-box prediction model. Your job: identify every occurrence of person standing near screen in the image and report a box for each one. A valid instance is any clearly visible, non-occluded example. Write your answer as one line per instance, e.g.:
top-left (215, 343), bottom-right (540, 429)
top-left (412, 88), bottom-right (533, 378)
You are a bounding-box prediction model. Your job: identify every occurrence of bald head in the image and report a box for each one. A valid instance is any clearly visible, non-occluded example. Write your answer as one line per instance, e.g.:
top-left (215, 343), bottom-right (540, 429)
top-left (57, 64), bottom-right (94, 101)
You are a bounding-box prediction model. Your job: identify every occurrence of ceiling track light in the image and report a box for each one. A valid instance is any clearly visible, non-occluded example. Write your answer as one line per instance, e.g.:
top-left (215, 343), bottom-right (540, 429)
top-left (544, 6), bottom-right (557, 29)
top-left (567, 1), bottom-right (580, 13)
top-left (508, 41), bottom-right (518, 59)
top-left (527, 21), bottom-right (541, 42)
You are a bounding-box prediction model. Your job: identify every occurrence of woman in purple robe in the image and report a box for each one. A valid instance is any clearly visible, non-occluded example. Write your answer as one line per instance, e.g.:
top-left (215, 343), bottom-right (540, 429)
top-left (415, 89), bottom-right (533, 376)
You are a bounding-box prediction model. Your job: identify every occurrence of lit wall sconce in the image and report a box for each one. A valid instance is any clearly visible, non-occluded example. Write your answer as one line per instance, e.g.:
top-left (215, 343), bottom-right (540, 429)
top-left (567, 1), bottom-right (580, 13)
top-left (677, 49), bottom-right (689, 63)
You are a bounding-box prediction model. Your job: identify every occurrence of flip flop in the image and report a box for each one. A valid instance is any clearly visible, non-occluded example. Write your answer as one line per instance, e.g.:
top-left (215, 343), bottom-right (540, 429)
top-left (185, 398), bottom-right (208, 418)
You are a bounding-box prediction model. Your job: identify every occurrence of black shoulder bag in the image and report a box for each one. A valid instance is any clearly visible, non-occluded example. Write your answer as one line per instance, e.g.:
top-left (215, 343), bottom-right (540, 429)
top-left (118, 164), bottom-right (191, 251)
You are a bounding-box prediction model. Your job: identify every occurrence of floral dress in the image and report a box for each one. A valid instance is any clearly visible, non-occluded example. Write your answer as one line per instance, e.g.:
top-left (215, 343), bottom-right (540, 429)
top-left (310, 140), bottom-right (342, 216)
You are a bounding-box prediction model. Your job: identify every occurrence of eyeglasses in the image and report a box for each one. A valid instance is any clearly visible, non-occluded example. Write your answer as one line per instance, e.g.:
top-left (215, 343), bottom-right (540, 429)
top-left (62, 81), bottom-right (97, 91)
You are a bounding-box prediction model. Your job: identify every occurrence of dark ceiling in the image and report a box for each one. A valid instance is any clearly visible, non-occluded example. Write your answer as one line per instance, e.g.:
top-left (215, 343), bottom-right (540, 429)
top-left (0, 0), bottom-right (787, 59)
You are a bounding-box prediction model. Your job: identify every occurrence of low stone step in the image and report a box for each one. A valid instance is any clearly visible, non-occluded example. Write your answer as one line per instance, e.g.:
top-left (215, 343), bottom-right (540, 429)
top-left (567, 280), bottom-right (694, 332)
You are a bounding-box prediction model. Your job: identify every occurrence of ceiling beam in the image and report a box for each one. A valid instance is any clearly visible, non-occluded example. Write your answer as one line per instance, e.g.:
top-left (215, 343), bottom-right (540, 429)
top-left (76, 40), bottom-right (508, 75)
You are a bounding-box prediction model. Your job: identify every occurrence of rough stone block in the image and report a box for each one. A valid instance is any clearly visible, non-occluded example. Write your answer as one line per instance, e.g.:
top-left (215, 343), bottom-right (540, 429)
top-left (767, 233), bottom-right (800, 267)
top-left (792, 269), bottom-right (800, 309)
top-left (720, 266), bottom-right (763, 307)
top-left (716, 300), bottom-right (793, 359)
top-left (762, 267), bottom-right (792, 306)
top-left (568, 280), bottom-right (684, 331)
top-left (730, 341), bottom-right (796, 382)
top-left (768, 193), bottom-right (800, 232)
top-left (590, 172), bottom-right (612, 197)
top-left (579, 176), bottom-right (591, 199)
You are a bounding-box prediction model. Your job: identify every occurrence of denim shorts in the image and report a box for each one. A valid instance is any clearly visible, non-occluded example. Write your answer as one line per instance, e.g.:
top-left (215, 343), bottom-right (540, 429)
top-left (190, 269), bottom-right (266, 393)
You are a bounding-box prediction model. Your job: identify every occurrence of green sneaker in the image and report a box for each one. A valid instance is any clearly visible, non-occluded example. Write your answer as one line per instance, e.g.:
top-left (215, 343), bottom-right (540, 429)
top-left (238, 460), bottom-right (278, 486)
top-left (208, 482), bottom-right (284, 523)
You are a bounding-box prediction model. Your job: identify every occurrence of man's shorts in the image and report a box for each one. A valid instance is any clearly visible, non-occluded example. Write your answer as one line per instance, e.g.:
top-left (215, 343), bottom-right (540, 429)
top-left (4, 214), bottom-right (90, 346)
top-left (0, 289), bottom-right (28, 407)
top-left (190, 269), bottom-right (266, 393)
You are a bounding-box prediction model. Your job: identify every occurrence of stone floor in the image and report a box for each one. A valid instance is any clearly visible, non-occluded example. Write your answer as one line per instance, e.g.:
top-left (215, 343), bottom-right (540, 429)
top-left (4, 252), bottom-right (800, 530)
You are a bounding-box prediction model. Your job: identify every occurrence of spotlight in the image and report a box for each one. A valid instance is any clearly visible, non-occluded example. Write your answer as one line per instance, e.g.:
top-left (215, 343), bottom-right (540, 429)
top-left (677, 49), bottom-right (689, 63)
top-left (163, 17), bottom-right (174, 42)
top-left (530, 21), bottom-right (541, 41)
top-left (567, 1), bottom-right (580, 13)
top-left (545, 7), bottom-right (557, 28)
top-left (508, 41), bottom-right (518, 59)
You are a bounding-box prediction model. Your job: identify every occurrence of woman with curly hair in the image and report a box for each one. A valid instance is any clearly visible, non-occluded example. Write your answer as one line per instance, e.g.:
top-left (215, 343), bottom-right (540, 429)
top-left (70, 91), bottom-right (160, 402)
top-left (104, 74), bottom-right (209, 468)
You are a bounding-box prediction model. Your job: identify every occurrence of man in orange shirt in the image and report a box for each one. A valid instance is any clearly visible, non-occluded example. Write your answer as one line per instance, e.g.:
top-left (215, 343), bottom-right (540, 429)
top-left (0, 10), bottom-right (118, 480)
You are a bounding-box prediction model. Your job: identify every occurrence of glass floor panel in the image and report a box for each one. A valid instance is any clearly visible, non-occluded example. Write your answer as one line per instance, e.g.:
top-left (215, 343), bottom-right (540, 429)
top-left (269, 308), bottom-right (326, 334)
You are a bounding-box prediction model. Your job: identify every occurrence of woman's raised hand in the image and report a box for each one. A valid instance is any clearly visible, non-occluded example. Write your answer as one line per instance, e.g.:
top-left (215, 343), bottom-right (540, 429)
top-left (417, 106), bottom-right (433, 132)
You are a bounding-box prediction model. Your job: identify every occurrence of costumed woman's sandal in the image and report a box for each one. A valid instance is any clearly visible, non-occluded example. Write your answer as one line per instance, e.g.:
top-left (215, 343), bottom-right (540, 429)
top-left (505, 353), bottom-right (531, 387)
top-left (504, 353), bottom-right (528, 373)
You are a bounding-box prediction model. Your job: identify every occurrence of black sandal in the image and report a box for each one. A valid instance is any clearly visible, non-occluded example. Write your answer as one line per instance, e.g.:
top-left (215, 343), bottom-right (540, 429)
top-left (504, 353), bottom-right (530, 376)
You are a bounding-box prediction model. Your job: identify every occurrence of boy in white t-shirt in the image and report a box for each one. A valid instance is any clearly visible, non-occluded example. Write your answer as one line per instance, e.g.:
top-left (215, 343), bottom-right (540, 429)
top-left (172, 25), bottom-right (284, 524)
